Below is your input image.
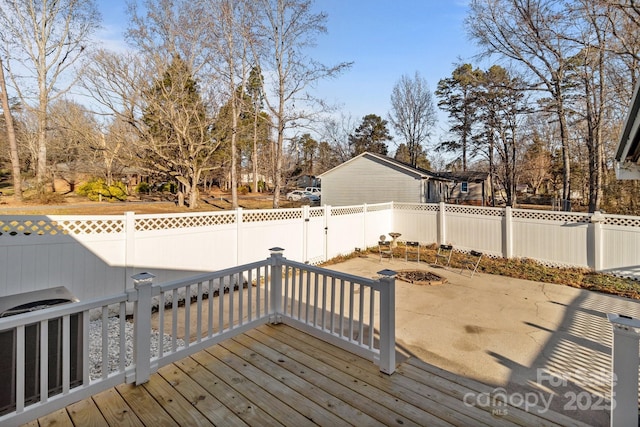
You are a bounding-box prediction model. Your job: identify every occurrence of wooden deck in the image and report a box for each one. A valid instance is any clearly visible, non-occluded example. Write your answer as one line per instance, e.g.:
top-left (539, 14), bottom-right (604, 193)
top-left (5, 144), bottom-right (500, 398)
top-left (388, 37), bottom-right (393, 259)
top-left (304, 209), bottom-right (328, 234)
top-left (24, 324), bottom-right (588, 427)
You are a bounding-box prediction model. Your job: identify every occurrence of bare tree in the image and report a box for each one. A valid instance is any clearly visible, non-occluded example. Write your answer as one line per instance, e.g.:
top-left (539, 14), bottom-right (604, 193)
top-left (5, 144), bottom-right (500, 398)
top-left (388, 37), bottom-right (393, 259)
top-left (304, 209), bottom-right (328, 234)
top-left (467, 0), bottom-right (577, 210)
top-left (124, 0), bottom-right (227, 207)
top-left (0, 0), bottom-right (100, 189)
top-left (319, 112), bottom-right (356, 163)
top-left (0, 58), bottom-right (22, 200)
top-left (254, 0), bottom-right (352, 208)
top-left (48, 99), bottom-right (101, 192)
top-left (207, 0), bottom-right (256, 208)
top-left (388, 71), bottom-right (437, 167)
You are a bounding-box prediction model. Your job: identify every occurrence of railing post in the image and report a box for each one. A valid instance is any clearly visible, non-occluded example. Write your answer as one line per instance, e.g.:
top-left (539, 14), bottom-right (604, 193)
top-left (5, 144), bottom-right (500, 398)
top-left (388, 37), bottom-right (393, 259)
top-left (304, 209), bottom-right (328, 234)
top-left (607, 313), bottom-right (640, 427)
top-left (269, 248), bottom-right (284, 324)
top-left (132, 272), bottom-right (155, 385)
top-left (438, 202), bottom-right (446, 245)
top-left (377, 269), bottom-right (396, 375)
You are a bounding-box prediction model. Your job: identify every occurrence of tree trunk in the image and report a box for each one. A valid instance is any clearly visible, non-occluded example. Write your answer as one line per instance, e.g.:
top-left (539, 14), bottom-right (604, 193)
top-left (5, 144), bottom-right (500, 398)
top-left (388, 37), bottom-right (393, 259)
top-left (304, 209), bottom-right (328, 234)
top-left (0, 58), bottom-right (22, 201)
top-left (252, 107), bottom-right (259, 192)
top-left (557, 104), bottom-right (571, 211)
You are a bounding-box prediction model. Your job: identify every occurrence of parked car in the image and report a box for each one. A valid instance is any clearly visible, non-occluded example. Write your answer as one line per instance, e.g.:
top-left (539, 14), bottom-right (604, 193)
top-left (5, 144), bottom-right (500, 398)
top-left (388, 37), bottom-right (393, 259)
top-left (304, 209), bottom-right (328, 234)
top-left (305, 187), bottom-right (321, 196)
top-left (286, 190), bottom-right (320, 205)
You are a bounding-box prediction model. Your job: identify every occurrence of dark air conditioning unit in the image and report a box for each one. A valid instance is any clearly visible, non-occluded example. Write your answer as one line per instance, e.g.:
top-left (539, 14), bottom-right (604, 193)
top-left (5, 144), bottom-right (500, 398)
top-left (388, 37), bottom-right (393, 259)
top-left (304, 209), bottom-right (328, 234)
top-left (0, 287), bottom-right (83, 415)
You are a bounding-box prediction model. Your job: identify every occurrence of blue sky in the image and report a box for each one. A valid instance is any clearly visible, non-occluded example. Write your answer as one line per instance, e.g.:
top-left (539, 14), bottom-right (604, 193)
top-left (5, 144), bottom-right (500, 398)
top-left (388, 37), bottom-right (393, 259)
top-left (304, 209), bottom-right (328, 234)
top-left (95, 0), bottom-right (479, 146)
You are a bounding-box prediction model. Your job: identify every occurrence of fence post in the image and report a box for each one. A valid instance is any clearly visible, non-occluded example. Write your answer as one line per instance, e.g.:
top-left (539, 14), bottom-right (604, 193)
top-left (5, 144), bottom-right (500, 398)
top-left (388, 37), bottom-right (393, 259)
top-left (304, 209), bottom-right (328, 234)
top-left (131, 272), bottom-right (155, 385)
top-left (236, 207), bottom-right (243, 265)
top-left (269, 247), bottom-right (284, 324)
top-left (362, 203), bottom-right (368, 251)
top-left (590, 211), bottom-right (605, 272)
top-left (302, 205), bottom-right (309, 263)
top-left (377, 269), bottom-right (396, 375)
top-left (124, 211), bottom-right (136, 290)
top-left (438, 202), bottom-right (446, 245)
top-left (607, 314), bottom-right (640, 427)
top-left (324, 205), bottom-right (331, 262)
top-left (504, 206), bottom-right (513, 259)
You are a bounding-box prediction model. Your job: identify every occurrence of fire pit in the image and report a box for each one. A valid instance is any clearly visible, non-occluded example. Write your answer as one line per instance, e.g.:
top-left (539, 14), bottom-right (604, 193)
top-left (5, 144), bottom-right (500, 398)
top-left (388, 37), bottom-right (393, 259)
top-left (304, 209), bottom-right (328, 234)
top-left (396, 269), bottom-right (447, 286)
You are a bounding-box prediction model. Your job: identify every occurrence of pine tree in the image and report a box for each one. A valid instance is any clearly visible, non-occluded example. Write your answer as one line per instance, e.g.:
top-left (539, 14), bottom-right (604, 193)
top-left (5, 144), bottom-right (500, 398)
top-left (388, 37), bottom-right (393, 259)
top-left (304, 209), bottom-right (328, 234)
top-left (348, 114), bottom-right (392, 156)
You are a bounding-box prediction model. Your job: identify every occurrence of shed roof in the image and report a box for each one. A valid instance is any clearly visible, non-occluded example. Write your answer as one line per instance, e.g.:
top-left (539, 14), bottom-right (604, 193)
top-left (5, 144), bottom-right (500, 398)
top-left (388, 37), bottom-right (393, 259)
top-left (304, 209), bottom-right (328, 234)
top-left (318, 152), bottom-right (448, 181)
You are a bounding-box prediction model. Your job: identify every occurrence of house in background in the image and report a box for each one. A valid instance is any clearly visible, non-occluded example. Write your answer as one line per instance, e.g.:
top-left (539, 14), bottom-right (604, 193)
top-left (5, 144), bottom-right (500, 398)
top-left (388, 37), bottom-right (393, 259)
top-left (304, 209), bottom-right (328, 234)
top-left (318, 152), bottom-right (491, 207)
top-left (435, 170), bottom-right (491, 206)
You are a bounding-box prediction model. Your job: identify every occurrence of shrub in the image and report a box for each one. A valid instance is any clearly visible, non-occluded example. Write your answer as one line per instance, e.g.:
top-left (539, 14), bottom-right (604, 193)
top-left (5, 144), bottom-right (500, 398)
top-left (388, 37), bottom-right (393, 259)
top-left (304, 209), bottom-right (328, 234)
top-left (136, 182), bottom-right (150, 194)
top-left (77, 178), bottom-right (128, 201)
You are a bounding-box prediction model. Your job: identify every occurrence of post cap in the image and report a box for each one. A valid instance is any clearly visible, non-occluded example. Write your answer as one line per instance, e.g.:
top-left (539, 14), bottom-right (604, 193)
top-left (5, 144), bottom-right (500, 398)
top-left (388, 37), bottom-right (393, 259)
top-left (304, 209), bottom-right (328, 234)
top-left (377, 269), bottom-right (397, 277)
top-left (607, 313), bottom-right (640, 331)
top-left (131, 272), bottom-right (155, 281)
top-left (269, 247), bottom-right (285, 254)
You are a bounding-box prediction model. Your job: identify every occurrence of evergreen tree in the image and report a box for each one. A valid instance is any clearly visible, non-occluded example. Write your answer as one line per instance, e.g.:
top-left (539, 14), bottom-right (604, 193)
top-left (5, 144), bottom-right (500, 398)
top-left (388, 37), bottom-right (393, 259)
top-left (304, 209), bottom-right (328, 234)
top-left (348, 114), bottom-right (392, 156)
top-left (435, 63), bottom-right (483, 171)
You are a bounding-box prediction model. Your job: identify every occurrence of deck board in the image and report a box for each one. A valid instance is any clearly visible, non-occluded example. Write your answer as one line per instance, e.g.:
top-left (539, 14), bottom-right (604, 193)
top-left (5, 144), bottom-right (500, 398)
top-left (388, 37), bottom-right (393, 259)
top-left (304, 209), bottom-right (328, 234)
top-left (90, 388), bottom-right (143, 427)
top-left (25, 324), bottom-right (591, 427)
top-left (66, 397), bottom-right (110, 427)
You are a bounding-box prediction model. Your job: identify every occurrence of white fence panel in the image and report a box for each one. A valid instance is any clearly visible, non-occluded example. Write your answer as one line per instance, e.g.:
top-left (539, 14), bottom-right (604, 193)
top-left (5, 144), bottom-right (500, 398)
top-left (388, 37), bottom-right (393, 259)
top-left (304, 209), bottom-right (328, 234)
top-left (601, 214), bottom-right (640, 277)
top-left (512, 210), bottom-right (590, 267)
top-left (0, 235), bottom-right (126, 301)
top-left (364, 203), bottom-right (393, 248)
top-left (444, 205), bottom-right (504, 255)
top-left (2, 203), bottom-right (640, 303)
top-left (327, 205), bottom-right (366, 257)
top-left (392, 203), bottom-right (439, 244)
top-left (306, 207), bottom-right (327, 264)
top-left (239, 208), bottom-right (304, 263)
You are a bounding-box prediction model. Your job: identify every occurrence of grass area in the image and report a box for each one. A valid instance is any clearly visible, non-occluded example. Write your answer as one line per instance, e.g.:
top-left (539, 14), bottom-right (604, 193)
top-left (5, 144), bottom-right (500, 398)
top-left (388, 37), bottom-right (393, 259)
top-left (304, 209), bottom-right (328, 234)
top-left (0, 191), bottom-right (305, 215)
top-left (322, 243), bottom-right (640, 301)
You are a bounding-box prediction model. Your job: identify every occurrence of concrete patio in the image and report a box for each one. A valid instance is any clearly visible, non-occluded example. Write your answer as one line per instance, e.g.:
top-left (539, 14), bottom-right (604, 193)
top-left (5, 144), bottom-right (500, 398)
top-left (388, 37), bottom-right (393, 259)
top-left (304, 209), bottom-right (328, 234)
top-left (325, 254), bottom-right (640, 426)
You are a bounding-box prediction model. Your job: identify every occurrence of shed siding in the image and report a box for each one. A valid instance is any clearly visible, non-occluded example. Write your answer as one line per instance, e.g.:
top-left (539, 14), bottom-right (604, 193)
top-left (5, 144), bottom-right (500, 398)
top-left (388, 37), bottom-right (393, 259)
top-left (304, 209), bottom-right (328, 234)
top-left (322, 156), bottom-right (422, 206)
top-left (450, 181), bottom-right (485, 205)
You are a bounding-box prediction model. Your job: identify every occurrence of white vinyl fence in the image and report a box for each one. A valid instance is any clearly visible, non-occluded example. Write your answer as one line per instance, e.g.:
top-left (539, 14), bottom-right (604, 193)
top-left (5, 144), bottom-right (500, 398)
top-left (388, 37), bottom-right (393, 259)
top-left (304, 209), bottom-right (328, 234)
top-left (1, 202), bottom-right (639, 301)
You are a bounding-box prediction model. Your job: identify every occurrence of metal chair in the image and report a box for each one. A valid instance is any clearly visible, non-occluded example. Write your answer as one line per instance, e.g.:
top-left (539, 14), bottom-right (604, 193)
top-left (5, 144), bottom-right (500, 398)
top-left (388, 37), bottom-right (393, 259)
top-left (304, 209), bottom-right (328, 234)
top-left (460, 250), bottom-right (483, 277)
top-left (379, 241), bottom-right (393, 262)
top-left (405, 241), bottom-right (420, 263)
top-left (434, 244), bottom-right (453, 267)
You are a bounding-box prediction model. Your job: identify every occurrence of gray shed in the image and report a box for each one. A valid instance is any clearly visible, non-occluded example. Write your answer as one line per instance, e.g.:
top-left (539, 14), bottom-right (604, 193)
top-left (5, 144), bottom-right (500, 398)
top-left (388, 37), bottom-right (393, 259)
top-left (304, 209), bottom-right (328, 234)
top-left (318, 152), bottom-right (451, 206)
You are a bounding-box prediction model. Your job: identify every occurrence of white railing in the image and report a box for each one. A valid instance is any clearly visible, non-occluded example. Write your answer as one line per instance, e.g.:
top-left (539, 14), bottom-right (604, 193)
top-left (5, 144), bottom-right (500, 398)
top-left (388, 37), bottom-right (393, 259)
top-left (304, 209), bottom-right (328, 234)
top-left (0, 249), bottom-right (396, 426)
top-left (276, 256), bottom-right (396, 373)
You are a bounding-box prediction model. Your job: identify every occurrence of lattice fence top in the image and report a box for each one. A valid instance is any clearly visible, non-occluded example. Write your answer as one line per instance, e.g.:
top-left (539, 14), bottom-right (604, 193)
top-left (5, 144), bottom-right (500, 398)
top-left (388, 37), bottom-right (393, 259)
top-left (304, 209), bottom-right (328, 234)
top-left (136, 213), bottom-right (236, 230)
top-left (366, 204), bottom-right (393, 212)
top-left (512, 209), bottom-right (590, 223)
top-left (394, 203), bottom-right (439, 212)
top-left (309, 207), bottom-right (325, 218)
top-left (603, 215), bottom-right (640, 227)
top-left (243, 209), bottom-right (302, 223)
top-left (0, 218), bottom-right (124, 236)
top-left (445, 204), bottom-right (505, 217)
top-left (331, 206), bottom-right (364, 216)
